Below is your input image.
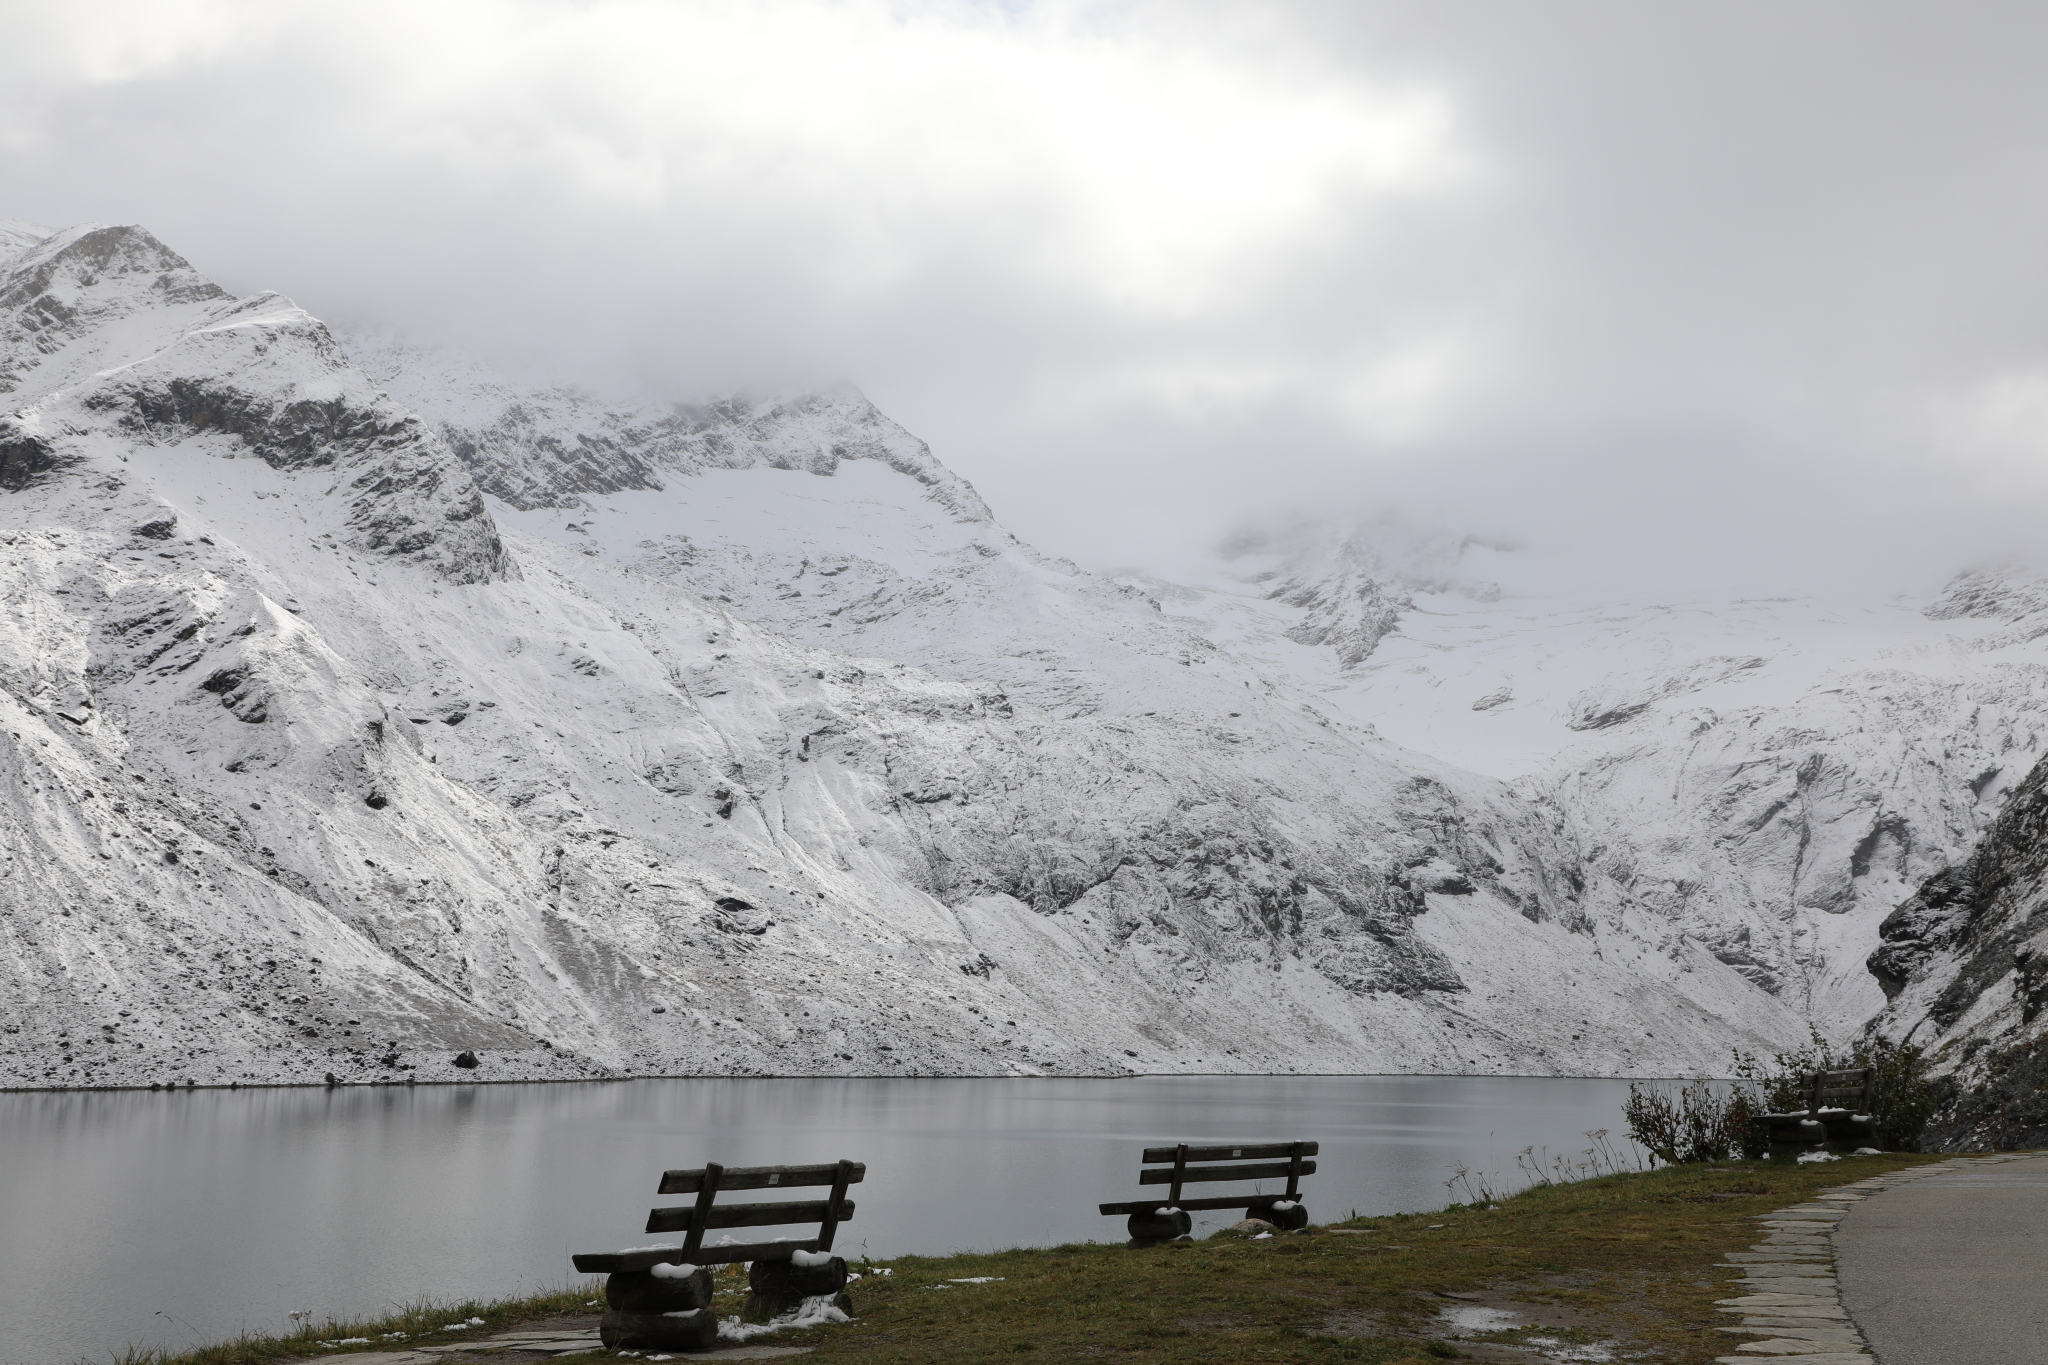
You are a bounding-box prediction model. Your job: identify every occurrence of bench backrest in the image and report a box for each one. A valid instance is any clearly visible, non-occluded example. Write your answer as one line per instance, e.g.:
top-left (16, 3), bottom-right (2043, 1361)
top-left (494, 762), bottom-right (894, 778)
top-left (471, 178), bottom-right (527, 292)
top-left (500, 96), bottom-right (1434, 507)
top-left (1803, 1068), bottom-right (1874, 1116)
top-left (1134, 1141), bottom-right (1317, 1209)
top-left (572, 1159), bottom-right (865, 1272)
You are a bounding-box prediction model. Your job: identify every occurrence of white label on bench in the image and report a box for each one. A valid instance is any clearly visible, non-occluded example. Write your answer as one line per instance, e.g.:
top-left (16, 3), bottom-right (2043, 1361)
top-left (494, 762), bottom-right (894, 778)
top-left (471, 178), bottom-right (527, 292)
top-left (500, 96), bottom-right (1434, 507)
top-left (769, 1173), bottom-right (780, 1185)
top-left (1232, 1149), bottom-right (1242, 1157)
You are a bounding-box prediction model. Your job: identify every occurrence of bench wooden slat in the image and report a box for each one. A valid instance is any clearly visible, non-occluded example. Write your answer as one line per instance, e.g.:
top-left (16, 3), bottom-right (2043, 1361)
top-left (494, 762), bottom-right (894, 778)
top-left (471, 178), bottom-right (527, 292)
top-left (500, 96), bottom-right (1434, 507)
top-left (1138, 1142), bottom-right (1320, 1164)
top-left (658, 1162), bottom-right (868, 1195)
top-left (1099, 1193), bottom-right (1303, 1215)
top-left (645, 1199), bottom-right (855, 1234)
top-left (684, 1238), bottom-right (819, 1266)
top-left (1138, 1159), bottom-right (1316, 1186)
top-left (818, 1159), bottom-right (854, 1253)
top-left (678, 1159), bottom-right (724, 1260)
top-left (1808, 1070), bottom-right (1871, 1106)
top-left (573, 1247), bottom-right (691, 1274)
top-left (573, 1238), bottom-right (822, 1274)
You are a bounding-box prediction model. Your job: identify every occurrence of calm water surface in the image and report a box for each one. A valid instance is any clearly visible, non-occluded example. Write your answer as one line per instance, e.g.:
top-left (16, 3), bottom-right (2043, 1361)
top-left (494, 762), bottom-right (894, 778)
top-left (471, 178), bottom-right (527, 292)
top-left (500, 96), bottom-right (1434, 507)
top-left (0, 1075), bottom-right (1639, 1364)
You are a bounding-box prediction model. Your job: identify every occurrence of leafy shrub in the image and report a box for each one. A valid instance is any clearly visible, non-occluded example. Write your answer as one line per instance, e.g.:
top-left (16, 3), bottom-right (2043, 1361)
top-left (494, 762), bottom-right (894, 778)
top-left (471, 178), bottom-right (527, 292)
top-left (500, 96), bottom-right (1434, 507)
top-left (1865, 1044), bottom-right (1939, 1150)
top-left (1622, 1081), bottom-right (1756, 1164)
top-left (1625, 1027), bottom-right (1940, 1163)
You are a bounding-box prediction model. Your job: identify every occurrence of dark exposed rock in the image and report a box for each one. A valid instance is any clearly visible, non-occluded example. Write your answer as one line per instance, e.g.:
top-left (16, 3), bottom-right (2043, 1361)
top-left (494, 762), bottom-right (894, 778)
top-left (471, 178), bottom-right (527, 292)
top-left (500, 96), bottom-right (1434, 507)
top-left (451, 1050), bottom-right (479, 1069)
top-left (1568, 701), bottom-right (1652, 731)
top-left (0, 426), bottom-right (72, 491)
top-left (1273, 569), bottom-right (1409, 667)
top-left (113, 373), bottom-right (511, 583)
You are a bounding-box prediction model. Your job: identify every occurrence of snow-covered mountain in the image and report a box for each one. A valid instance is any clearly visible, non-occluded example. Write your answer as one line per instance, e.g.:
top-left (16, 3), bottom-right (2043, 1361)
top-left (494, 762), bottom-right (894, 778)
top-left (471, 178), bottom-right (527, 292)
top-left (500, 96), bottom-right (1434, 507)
top-left (1121, 523), bottom-right (2048, 1043)
top-left (0, 220), bottom-right (1816, 1090)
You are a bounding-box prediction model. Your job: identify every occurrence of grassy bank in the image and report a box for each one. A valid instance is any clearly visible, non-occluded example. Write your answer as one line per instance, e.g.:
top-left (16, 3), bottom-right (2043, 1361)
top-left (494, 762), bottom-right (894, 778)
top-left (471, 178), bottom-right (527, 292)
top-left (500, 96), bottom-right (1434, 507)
top-left (131, 1152), bottom-right (1944, 1365)
top-left (104, 1287), bottom-right (606, 1365)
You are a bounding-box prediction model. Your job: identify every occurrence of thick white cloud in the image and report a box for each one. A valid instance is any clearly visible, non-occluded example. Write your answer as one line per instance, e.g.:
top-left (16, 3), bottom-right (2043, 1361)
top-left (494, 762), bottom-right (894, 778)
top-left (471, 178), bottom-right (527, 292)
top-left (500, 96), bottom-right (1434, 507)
top-left (7, 0), bottom-right (2048, 590)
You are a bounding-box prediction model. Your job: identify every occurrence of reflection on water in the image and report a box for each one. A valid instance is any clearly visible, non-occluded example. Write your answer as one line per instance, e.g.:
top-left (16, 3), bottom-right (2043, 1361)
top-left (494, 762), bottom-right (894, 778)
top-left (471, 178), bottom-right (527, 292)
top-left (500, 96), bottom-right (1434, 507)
top-left (0, 1074), bottom-right (1638, 1364)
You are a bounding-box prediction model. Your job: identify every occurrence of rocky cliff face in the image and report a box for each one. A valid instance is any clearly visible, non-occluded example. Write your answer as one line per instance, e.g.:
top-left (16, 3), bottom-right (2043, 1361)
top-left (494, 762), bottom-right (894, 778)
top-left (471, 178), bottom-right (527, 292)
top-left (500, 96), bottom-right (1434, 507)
top-left (1865, 743), bottom-right (2048, 1056)
top-left (1861, 737), bottom-right (2048, 1150)
top-left (0, 221), bottom-right (1811, 1090)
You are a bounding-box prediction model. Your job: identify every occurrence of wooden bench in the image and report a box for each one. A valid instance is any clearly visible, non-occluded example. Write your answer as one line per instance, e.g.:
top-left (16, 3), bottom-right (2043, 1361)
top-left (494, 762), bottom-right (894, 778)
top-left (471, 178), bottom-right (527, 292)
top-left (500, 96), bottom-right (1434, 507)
top-left (573, 1158), bottom-right (864, 1352)
top-left (1755, 1068), bottom-right (1875, 1155)
top-left (1100, 1141), bottom-right (1318, 1245)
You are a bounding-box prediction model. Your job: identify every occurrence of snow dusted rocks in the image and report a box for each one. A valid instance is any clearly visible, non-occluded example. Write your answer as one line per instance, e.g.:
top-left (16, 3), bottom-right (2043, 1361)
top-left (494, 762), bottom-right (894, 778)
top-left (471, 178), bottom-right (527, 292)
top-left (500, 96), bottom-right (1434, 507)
top-left (1, 221), bottom-right (1811, 1089)
top-left (349, 336), bottom-right (992, 525)
top-left (1132, 524), bottom-right (2048, 1040)
top-left (0, 224), bottom-right (508, 582)
top-left (1864, 741), bottom-right (2048, 1144)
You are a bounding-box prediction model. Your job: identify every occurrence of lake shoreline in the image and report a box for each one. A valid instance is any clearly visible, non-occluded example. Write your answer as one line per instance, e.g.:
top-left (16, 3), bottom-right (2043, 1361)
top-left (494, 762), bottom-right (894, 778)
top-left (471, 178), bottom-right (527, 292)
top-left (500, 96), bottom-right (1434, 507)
top-left (0, 1066), bottom-right (1706, 1095)
top-left (120, 1152), bottom-right (1954, 1365)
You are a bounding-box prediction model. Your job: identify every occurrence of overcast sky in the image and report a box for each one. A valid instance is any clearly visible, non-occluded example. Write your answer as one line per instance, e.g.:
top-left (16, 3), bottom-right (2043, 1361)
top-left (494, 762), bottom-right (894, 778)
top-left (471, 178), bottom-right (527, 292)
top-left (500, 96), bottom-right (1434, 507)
top-left (7, 0), bottom-right (2048, 593)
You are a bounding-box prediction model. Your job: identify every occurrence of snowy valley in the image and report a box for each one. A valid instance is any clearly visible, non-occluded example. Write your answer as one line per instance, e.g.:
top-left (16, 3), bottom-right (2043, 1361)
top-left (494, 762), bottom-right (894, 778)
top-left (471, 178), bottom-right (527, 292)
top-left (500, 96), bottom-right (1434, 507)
top-left (1, 218), bottom-right (2032, 1091)
top-left (1117, 529), bottom-right (2048, 1049)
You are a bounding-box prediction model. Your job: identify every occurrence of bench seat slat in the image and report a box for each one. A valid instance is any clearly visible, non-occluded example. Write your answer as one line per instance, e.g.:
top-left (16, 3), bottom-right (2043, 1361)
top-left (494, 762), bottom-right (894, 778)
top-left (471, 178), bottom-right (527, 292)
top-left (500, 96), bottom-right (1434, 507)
top-left (645, 1199), bottom-right (854, 1234)
top-left (685, 1238), bottom-right (820, 1266)
top-left (1138, 1159), bottom-right (1316, 1185)
top-left (573, 1238), bottom-right (824, 1273)
top-left (1100, 1194), bottom-right (1302, 1215)
top-left (1138, 1142), bottom-right (1319, 1164)
top-left (573, 1248), bottom-right (687, 1274)
top-left (658, 1162), bottom-right (867, 1195)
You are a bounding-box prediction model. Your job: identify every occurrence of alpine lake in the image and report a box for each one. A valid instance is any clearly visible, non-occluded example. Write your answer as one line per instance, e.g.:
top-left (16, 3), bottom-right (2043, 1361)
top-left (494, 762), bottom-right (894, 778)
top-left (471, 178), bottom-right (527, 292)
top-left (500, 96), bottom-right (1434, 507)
top-left (0, 1074), bottom-right (1643, 1365)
